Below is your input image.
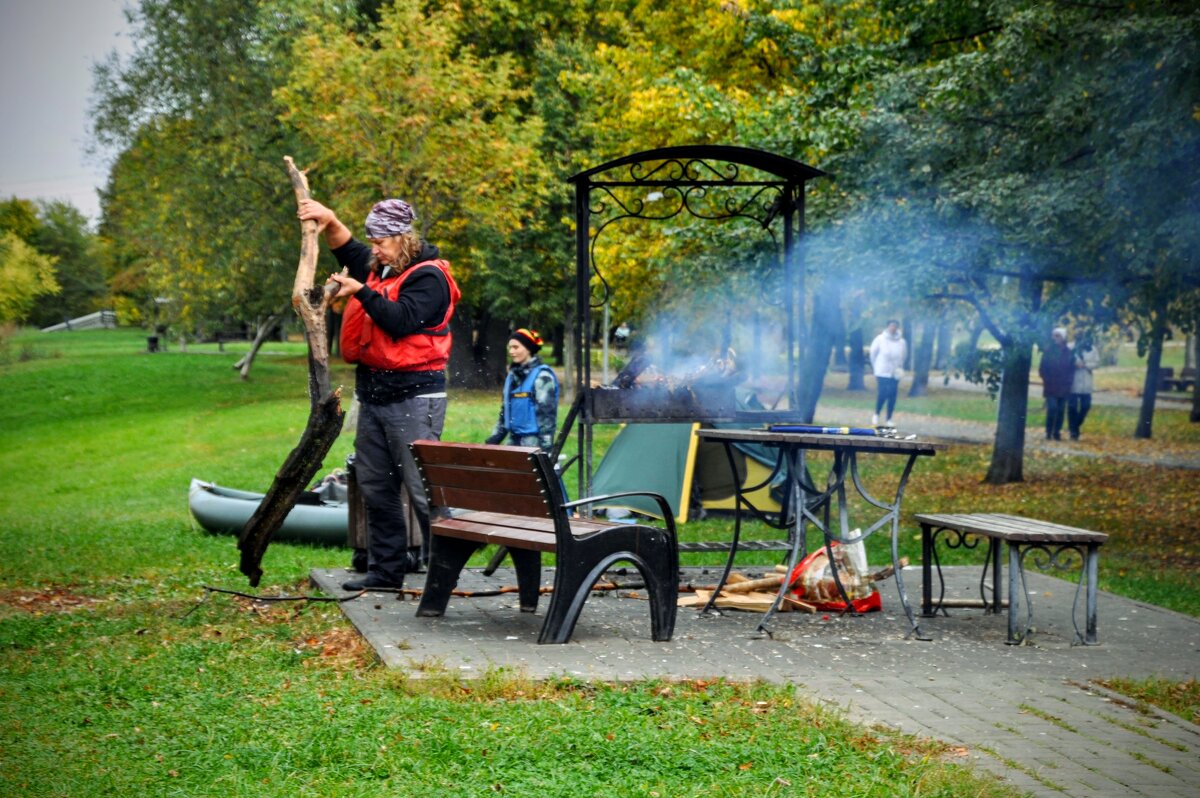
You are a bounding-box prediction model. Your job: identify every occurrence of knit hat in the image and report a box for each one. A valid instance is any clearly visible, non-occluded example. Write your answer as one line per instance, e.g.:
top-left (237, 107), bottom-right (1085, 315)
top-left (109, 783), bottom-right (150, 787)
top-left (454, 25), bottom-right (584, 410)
top-left (509, 328), bottom-right (543, 355)
top-left (364, 199), bottom-right (417, 239)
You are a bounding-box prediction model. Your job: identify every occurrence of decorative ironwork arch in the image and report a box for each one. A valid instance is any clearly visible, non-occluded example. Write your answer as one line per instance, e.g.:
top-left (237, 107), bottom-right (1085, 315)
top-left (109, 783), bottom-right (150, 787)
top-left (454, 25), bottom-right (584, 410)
top-left (566, 145), bottom-right (826, 496)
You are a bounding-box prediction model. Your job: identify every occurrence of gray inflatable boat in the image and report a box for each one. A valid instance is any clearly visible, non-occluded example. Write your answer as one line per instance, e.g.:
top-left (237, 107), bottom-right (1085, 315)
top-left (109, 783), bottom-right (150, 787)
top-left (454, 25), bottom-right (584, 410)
top-left (188, 477), bottom-right (348, 546)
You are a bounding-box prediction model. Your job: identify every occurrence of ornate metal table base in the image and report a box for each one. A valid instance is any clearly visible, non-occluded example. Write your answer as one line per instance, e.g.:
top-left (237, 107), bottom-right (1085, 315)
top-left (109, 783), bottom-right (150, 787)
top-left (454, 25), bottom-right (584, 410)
top-left (695, 429), bottom-right (943, 639)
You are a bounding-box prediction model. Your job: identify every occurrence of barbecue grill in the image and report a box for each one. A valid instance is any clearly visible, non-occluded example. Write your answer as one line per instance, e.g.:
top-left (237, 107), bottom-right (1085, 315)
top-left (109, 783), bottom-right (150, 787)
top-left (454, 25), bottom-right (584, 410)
top-left (567, 146), bottom-right (825, 480)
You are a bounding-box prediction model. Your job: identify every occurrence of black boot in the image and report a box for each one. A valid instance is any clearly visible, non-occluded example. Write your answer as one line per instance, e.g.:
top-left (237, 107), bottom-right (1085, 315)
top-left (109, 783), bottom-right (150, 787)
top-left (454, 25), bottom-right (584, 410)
top-left (341, 572), bottom-right (404, 591)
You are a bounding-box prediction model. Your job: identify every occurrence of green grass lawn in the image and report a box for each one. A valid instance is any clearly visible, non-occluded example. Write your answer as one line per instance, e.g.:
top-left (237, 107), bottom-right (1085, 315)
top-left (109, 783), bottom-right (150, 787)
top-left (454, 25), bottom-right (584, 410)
top-left (1, 326), bottom-right (1195, 797)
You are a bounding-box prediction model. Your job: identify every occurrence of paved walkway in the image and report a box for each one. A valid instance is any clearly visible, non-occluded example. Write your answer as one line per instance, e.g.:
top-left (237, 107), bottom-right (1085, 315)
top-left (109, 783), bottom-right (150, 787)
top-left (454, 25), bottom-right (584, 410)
top-left (314, 380), bottom-right (1198, 795)
top-left (312, 563), bottom-right (1200, 798)
top-left (816, 384), bottom-right (1200, 470)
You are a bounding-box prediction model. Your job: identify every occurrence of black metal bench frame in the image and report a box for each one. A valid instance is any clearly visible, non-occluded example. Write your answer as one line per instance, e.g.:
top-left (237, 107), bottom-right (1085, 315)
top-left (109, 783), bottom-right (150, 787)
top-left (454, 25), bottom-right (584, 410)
top-left (410, 441), bottom-right (679, 644)
top-left (916, 512), bottom-right (1107, 645)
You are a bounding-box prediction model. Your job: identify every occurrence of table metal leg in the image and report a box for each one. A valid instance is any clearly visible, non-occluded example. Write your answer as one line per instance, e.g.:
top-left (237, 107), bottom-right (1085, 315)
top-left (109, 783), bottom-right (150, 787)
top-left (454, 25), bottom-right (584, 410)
top-left (989, 538), bottom-right (1003, 614)
top-left (921, 523), bottom-right (933, 616)
top-left (756, 448), bottom-right (808, 635)
top-left (1085, 544), bottom-right (1099, 645)
top-left (701, 441), bottom-right (748, 616)
top-left (1007, 543), bottom-right (1023, 644)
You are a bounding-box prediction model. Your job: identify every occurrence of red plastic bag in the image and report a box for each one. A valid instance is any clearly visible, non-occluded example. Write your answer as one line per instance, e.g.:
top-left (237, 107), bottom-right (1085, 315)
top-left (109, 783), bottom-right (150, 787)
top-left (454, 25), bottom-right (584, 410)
top-left (787, 542), bottom-right (882, 613)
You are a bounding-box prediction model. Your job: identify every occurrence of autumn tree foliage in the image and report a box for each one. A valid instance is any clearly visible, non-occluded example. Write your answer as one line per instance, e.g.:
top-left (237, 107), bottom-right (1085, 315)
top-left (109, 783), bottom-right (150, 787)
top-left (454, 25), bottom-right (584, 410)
top-left (87, 0), bottom-right (1199, 477)
top-left (276, 0), bottom-right (551, 384)
top-left (92, 0), bottom-right (313, 351)
top-left (0, 232), bottom-right (60, 324)
top-left (837, 0), bottom-right (1200, 479)
top-left (0, 198), bottom-right (105, 327)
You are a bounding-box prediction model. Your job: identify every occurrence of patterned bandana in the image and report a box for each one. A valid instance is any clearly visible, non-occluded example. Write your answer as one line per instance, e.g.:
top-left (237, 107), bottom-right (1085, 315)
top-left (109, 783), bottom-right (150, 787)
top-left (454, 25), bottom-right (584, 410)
top-left (510, 328), bottom-right (543, 355)
top-left (364, 199), bottom-right (417, 239)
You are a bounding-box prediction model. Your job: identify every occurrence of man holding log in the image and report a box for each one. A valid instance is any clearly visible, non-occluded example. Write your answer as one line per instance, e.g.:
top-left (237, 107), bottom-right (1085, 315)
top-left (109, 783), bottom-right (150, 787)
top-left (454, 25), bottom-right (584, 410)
top-left (298, 197), bottom-right (461, 591)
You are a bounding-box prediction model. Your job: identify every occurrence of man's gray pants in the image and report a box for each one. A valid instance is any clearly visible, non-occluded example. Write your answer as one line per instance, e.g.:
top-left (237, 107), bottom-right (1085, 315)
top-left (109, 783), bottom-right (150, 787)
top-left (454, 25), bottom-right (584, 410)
top-left (354, 395), bottom-right (446, 584)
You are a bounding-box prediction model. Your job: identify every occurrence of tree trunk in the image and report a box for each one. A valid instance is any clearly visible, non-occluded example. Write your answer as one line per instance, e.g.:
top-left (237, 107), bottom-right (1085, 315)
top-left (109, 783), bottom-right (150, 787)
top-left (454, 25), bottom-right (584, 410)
top-left (966, 319), bottom-right (985, 352)
top-left (985, 268), bottom-right (1043, 485)
top-left (237, 383), bottom-right (343, 585)
top-left (846, 326), bottom-right (866, 391)
top-left (902, 319), bottom-right (914, 370)
top-left (908, 321), bottom-right (936, 397)
top-left (795, 282), bottom-right (841, 422)
top-left (1191, 319), bottom-right (1200, 423)
top-left (326, 306), bottom-right (342, 358)
top-left (1135, 300), bottom-right (1169, 439)
top-left (934, 318), bottom-right (954, 371)
top-left (234, 311), bottom-right (285, 380)
top-left (238, 157), bottom-right (345, 587)
top-left (845, 291), bottom-right (866, 391)
top-left (447, 309), bottom-right (507, 389)
top-left (551, 323), bottom-right (564, 369)
top-left (447, 310), bottom-right (483, 388)
top-left (984, 339), bottom-right (1032, 484)
top-left (832, 310), bottom-right (847, 367)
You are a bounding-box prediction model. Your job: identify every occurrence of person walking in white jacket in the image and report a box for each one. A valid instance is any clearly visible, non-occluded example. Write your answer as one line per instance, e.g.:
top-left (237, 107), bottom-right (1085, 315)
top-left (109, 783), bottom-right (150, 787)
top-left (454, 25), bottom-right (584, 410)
top-left (869, 320), bottom-right (907, 427)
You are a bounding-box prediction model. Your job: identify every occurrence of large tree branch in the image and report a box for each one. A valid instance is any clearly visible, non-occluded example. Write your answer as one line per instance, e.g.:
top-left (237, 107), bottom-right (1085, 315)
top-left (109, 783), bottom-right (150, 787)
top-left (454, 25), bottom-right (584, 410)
top-left (927, 290), bottom-right (1011, 347)
top-left (237, 157), bottom-right (346, 586)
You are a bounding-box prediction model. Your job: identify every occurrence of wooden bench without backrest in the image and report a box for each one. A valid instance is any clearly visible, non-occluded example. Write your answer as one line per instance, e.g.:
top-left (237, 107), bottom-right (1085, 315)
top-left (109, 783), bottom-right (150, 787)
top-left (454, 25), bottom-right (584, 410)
top-left (915, 512), bottom-right (1108, 645)
top-left (410, 441), bottom-right (679, 644)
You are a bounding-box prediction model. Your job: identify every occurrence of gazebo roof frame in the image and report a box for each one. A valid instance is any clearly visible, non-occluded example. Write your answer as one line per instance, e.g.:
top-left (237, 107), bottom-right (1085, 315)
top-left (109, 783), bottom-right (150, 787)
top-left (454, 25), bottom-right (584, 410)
top-left (566, 144), bottom-right (826, 497)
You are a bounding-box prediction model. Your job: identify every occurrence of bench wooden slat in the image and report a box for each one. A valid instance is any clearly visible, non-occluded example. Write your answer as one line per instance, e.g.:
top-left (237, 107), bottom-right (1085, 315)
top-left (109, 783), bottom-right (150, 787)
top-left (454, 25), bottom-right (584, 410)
top-left (456, 511), bottom-right (616, 535)
top-left (914, 513), bottom-right (1107, 543)
top-left (432, 517), bottom-right (558, 552)
top-left (429, 486), bottom-right (552, 517)
top-left (420, 462), bottom-right (547, 496)
top-left (985, 513), bottom-right (1109, 541)
top-left (413, 440), bottom-right (538, 469)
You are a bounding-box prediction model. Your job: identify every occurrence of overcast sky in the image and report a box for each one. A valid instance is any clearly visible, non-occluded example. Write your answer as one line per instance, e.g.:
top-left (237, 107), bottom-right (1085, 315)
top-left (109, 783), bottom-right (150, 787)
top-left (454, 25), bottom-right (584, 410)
top-left (0, 0), bottom-right (132, 225)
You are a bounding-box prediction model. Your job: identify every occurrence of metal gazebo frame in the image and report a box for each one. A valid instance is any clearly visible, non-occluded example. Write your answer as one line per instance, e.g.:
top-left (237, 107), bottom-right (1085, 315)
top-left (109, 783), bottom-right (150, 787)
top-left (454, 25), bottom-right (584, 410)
top-left (566, 145), bottom-right (826, 497)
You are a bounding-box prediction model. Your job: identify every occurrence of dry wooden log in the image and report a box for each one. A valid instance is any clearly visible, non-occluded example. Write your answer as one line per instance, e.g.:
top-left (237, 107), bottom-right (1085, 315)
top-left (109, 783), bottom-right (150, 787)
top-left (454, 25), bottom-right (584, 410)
top-left (237, 157), bottom-right (345, 586)
top-left (770, 556), bottom-right (909, 583)
top-left (865, 557), bottom-right (909, 583)
top-left (679, 589), bottom-right (816, 614)
top-left (719, 574), bottom-right (785, 594)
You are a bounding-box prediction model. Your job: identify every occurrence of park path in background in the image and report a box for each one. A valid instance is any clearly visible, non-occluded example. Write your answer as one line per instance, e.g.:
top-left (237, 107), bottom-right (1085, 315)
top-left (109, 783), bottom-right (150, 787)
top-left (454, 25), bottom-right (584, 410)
top-left (817, 379), bottom-right (1200, 471)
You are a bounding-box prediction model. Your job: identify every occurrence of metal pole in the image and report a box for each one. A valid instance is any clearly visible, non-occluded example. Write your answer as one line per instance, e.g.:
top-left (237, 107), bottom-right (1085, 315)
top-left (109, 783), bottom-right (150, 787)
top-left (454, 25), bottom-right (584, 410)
top-left (602, 300), bottom-right (610, 385)
top-left (783, 187), bottom-right (795, 412)
top-left (573, 178), bottom-right (593, 504)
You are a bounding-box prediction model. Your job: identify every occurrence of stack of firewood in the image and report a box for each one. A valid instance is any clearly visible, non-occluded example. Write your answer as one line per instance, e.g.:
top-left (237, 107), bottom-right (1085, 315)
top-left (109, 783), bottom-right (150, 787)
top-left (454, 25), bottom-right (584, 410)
top-left (677, 558), bottom-right (906, 613)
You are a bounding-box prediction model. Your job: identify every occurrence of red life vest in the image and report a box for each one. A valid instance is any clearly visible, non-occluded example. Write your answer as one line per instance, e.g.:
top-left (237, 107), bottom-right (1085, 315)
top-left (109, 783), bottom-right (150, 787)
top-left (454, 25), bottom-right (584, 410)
top-left (340, 259), bottom-right (461, 371)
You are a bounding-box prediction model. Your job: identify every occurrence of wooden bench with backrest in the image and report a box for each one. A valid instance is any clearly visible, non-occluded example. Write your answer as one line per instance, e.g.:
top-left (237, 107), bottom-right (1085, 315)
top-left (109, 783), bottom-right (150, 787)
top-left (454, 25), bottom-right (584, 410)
top-left (409, 441), bottom-right (679, 644)
top-left (915, 512), bottom-right (1108, 645)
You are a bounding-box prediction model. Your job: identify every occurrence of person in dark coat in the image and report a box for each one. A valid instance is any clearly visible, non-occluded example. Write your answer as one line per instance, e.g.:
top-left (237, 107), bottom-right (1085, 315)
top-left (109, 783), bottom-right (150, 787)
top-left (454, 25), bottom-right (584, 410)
top-left (1038, 327), bottom-right (1075, 441)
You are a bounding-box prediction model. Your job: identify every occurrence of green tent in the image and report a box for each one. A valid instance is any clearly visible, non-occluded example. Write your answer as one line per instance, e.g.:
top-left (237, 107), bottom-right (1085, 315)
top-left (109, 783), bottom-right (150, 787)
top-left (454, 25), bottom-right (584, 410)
top-left (591, 423), bottom-right (783, 524)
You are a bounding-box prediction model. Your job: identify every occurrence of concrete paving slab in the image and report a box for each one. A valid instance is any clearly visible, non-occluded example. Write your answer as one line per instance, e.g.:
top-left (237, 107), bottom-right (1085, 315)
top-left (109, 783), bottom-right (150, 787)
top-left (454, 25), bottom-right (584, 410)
top-left (311, 564), bottom-right (1200, 798)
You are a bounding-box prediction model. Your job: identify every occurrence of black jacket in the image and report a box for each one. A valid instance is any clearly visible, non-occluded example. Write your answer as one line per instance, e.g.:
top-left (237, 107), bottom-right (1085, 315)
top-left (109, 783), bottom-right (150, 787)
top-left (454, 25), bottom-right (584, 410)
top-left (332, 238), bottom-right (453, 405)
